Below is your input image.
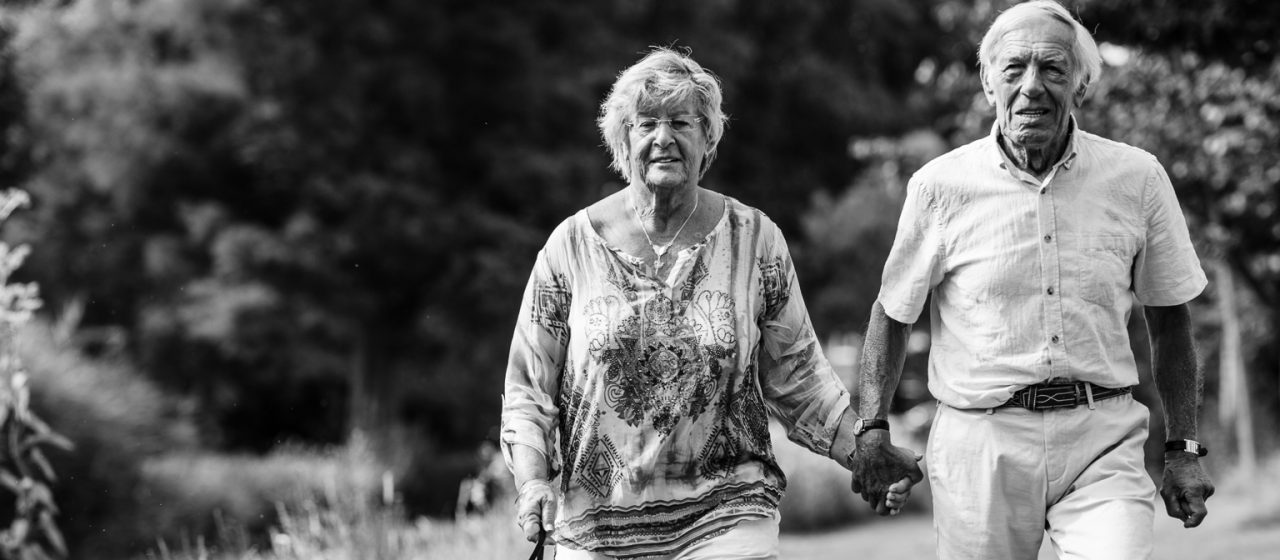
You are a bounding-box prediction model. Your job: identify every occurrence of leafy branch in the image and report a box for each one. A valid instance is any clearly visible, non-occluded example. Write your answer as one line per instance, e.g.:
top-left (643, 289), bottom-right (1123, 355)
top-left (0, 188), bottom-right (71, 560)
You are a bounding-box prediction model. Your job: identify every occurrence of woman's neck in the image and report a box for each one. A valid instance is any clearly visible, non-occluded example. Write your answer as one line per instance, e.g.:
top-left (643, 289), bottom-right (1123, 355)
top-left (629, 183), bottom-right (698, 229)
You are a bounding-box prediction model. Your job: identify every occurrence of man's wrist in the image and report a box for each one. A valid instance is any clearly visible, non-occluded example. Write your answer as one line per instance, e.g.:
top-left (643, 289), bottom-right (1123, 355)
top-left (1164, 439), bottom-right (1208, 457)
top-left (854, 427), bottom-right (891, 448)
top-left (852, 417), bottom-right (890, 437)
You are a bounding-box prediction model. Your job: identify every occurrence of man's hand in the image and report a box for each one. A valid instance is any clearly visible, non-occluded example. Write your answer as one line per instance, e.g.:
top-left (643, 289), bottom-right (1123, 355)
top-left (849, 430), bottom-right (924, 516)
top-left (1160, 453), bottom-right (1213, 528)
top-left (515, 479), bottom-right (558, 542)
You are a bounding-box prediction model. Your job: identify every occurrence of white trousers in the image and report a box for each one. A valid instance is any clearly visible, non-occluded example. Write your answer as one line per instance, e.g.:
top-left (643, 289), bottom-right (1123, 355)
top-left (928, 395), bottom-right (1156, 560)
top-left (553, 513), bottom-right (780, 560)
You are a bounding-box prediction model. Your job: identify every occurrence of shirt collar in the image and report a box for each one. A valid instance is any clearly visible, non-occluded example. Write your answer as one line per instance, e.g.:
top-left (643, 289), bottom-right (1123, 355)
top-left (989, 116), bottom-right (1080, 173)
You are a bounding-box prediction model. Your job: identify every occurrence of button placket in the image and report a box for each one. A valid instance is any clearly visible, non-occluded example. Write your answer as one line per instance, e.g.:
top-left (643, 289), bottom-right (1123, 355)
top-left (1037, 179), bottom-right (1066, 378)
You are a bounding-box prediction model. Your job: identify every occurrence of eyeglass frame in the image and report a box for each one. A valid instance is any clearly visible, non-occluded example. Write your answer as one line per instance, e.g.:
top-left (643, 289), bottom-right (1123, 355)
top-left (625, 114), bottom-right (705, 136)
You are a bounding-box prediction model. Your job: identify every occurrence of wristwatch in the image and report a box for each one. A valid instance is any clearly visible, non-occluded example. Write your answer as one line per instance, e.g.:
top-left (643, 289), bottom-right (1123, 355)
top-left (1164, 439), bottom-right (1208, 457)
top-left (852, 417), bottom-right (890, 437)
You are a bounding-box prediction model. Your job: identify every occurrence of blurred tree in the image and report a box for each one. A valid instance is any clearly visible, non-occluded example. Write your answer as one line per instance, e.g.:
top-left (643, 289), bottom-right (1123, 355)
top-left (0, 0), bottom-right (974, 462)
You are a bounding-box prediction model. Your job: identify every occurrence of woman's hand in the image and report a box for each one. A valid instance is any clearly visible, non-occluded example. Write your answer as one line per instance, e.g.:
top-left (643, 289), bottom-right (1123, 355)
top-left (884, 477), bottom-right (914, 515)
top-left (515, 479), bottom-right (558, 542)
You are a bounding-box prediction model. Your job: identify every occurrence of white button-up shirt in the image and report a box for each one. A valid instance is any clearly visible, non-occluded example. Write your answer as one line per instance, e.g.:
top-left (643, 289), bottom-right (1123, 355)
top-left (878, 123), bottom-right (1206, 409)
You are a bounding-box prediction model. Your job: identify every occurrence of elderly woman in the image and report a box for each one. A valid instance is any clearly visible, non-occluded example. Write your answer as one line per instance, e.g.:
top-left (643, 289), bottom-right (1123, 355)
top-left (501, 47), bottom-right (918, 559)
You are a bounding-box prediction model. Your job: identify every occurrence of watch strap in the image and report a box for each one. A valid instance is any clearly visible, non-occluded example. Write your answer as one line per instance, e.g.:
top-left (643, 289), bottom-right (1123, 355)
top-left (1164, 439), bottom-right (1208, 457)
top-left (855, 417), bottom-right (890, 436)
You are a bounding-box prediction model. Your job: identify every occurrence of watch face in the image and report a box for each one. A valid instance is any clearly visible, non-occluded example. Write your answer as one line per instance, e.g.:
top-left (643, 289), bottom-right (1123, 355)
top-left (853, 418), bottom-right (867, 435)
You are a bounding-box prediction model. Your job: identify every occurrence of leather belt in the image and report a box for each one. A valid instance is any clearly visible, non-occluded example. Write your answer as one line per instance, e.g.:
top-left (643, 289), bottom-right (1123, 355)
top-left (997, 382), bottom-right (1132, 411)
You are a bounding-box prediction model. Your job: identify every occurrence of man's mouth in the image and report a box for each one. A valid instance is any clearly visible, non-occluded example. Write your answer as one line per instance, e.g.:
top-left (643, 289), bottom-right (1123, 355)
top-left (650, 156), bottom-right (681, 164)
top-left (1016, 108), bottom-right (1050, 118)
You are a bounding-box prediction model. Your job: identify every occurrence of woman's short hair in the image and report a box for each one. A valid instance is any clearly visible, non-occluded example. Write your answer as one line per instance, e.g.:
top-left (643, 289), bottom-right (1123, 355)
top-left (597, 47), bottom-right (727, 183)
top-left (977, 0), bottom-right (1102, 101)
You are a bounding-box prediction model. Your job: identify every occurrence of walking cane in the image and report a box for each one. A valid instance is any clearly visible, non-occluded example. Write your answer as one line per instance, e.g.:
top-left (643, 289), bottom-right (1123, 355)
top-left (527, 528), bottom-right (546, 560)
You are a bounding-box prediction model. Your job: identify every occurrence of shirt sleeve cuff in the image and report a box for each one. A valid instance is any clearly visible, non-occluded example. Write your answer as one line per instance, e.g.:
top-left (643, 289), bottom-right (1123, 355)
top-left (1137, 271), bottom-right (1207, 307)
top-left (500, 417), bottom-right (556, 472)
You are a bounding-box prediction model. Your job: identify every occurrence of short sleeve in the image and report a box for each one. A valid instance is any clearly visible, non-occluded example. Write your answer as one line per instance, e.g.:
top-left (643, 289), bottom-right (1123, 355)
top-left (876, 175), bottom-right (945, 323)
top-left (1133, 162), bottom-right (1207, 306)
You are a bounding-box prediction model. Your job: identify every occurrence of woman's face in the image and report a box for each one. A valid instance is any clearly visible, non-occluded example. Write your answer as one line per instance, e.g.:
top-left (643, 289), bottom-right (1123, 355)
top-left (626, 98), bottom-right (706, 191)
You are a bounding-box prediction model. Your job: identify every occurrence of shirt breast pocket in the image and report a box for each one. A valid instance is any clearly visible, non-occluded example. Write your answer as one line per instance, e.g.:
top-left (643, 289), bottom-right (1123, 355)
top-left (1074, 235), bottom-right (1138, 308)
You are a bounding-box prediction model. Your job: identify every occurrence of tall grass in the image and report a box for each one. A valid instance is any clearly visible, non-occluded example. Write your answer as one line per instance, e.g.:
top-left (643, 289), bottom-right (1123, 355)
top-left (144, 417), bottom-right (941, 559)
top-left (148, 475), bottom-right (529, 560)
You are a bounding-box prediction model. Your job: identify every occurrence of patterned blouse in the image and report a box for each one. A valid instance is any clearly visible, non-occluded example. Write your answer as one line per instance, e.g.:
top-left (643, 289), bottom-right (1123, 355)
top-left (501, 196), bottom-right (849, 558)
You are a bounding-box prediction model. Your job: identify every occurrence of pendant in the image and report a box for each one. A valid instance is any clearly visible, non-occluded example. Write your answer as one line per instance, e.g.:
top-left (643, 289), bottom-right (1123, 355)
top-left (653, 245), bottom-right (668, 258)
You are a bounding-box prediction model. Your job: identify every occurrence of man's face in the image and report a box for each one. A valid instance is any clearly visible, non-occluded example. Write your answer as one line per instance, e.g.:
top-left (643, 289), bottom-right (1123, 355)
top-left (983, 15), bottom-right (1082, 153)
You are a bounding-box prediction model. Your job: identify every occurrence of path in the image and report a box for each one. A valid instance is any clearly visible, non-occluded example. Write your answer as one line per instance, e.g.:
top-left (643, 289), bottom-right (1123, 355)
top-left (780, 488), bottom-right (1280, 560)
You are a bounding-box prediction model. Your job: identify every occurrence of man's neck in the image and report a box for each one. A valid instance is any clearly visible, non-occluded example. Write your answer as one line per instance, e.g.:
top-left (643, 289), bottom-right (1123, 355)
top-left (999, 124), bottom-right (1073, 180)
top-left (1001, 135), bottom-right (1068, 180)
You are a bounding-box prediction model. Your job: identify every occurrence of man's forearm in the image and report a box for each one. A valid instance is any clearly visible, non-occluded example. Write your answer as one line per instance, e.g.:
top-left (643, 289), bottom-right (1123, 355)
top-left (1145, 304), bottom-right (1202, 441)
top-left (857, 302), bottom-right (913, 420)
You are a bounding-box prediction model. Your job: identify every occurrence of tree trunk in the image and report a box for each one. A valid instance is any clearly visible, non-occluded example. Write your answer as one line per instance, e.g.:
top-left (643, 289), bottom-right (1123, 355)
top-left (1214, 260), bottom-right (1255, 473)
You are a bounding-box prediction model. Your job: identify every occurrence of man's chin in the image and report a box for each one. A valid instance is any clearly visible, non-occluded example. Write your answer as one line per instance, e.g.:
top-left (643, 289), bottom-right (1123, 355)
top-left (1009, 129), bottom-right (1061, 151)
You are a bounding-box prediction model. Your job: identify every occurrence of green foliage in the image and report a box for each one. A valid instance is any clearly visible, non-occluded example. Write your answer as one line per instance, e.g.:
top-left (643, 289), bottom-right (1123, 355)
top-left (0, 4), bottom-right (1273, 556)
top-left (17, 319), bottom-right (197, 559)
top-left (0, 0), bottom-right (972, 457)
top-left (1076, 0), bottom-right (1280, 68)
top-left (144, 440), bottom-right (385, 555)
top-left (0, 188), bottom-right (69, 560)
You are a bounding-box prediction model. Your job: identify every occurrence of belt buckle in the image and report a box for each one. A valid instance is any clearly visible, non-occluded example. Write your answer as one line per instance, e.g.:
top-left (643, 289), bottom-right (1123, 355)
top-left (1026, 385), bottom-right (1039, 410)
top-left (1039, 383), bottom-right (1075, 410)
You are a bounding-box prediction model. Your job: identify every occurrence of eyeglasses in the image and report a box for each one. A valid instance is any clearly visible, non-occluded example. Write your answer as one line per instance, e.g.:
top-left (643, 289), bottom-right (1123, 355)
top-left (627, 115), bottom-right (703, 136)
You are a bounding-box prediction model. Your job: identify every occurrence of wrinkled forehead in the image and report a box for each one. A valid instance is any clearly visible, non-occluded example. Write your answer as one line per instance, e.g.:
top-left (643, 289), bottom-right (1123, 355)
top-left (991, 13), bottom-right (1075, 60)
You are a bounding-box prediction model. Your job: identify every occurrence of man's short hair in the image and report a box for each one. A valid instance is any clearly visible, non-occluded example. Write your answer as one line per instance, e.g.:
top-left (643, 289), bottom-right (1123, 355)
top-left (977, 0), bottom-right (1103, 100)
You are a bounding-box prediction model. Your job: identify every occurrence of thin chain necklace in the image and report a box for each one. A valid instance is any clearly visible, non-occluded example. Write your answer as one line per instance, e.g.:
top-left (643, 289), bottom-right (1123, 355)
top-left (631, 192), bottom-right (698, 266)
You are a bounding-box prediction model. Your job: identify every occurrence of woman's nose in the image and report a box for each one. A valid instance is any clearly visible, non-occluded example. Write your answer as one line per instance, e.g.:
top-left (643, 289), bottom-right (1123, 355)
top-left (652, 123), bottom-right (676, 145)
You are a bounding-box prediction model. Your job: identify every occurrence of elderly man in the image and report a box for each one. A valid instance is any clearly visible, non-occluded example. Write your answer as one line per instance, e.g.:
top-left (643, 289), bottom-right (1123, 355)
top-left (847, 1), bottom-right (1214, 558)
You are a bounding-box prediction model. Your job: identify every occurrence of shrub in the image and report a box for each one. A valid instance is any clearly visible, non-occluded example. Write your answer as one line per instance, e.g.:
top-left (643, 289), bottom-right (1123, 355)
top-left (18, 320), bottom-right (197, 558)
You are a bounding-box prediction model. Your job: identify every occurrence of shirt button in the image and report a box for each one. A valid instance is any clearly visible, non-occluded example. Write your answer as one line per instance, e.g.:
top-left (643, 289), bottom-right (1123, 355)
top-left (1044, 234), bottom-right (1052, 242)
top-left (1047, 287), bottom-right (1055, 295)
top-left (1051, 335), bottom-right (1060, 343)
top-left (1039, 188), bottom-right (1047, 195)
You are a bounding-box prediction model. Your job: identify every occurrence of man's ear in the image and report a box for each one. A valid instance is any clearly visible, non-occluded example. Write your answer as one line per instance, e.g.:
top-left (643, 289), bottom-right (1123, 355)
top-left (1073, 83), bottom-right (1087, 108)
top-left (981, 72), bottom-right (997, 105)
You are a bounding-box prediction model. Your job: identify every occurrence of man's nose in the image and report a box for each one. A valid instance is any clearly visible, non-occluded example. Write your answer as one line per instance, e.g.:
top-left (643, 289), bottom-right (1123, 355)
top-left (1020, 68), bottom-right (1046, 97)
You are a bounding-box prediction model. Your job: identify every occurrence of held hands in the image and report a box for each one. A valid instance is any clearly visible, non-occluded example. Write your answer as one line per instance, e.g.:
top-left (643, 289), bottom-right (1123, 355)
top-left (849, 431), bottom-right (924, 516)
top-left (515, 479), bottom-right (558, 542)
top-left (1160, 453), bottom-right (1214, 528)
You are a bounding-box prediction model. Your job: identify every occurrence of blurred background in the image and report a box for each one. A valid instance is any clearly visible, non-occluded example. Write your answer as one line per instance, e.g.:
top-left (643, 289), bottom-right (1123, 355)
top-left (0, 0), bottom-right (1275, 558)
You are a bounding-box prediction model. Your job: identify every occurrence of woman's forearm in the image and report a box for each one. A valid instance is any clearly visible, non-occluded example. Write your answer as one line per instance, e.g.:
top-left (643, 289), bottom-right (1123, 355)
top-left (510, 442), bottom-right (551, 488)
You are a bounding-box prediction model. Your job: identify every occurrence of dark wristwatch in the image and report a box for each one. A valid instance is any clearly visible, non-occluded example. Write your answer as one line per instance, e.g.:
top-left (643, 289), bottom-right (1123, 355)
top-left (1164, 439), bottom-right (1208, 457)
top-left (852, 417), bottom-right (890, 437)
